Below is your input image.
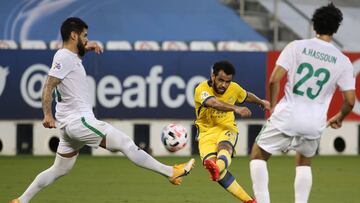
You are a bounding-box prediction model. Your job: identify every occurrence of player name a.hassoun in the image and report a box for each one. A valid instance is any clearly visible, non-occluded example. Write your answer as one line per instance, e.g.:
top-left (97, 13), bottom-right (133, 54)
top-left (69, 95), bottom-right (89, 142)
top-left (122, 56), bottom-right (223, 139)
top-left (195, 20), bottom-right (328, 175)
top-left (302, 48), bottom-right (337, 64)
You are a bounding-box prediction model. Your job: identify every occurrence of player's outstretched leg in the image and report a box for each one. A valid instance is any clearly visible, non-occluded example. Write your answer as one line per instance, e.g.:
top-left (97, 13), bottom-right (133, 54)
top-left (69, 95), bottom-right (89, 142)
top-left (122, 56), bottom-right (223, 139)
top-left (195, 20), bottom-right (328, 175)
top-left (203, 158), bottom-right (255, 202)
top-left (105, 127), bottom-right (195, 185)
top-left (216, 147), bottom-right (254, 202)
top-left (11, 153), bottom-right (78, 203)
top-left (218, 169), bottom-right (255, 203)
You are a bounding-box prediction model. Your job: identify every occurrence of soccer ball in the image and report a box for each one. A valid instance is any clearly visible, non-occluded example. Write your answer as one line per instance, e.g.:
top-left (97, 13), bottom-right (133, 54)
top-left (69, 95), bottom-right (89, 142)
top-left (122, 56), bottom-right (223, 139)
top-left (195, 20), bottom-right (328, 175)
top-left (161, 123), bottom-right (188, 152)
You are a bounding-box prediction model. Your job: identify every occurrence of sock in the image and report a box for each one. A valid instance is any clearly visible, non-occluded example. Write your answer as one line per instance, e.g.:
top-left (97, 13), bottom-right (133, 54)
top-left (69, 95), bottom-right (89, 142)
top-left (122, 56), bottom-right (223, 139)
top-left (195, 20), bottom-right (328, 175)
top-left (250, 159), bottom-right (270, 203)
top-left (19, 154), bottom-right (77, 203)
top-left (106, 128), bottom-right (173, 177)
top-left (218, 170), bottom-right (253, 201)
top-left (294, 166), bottom-right (312, 203)
top-left (216, 149), bottom-right (231, 173)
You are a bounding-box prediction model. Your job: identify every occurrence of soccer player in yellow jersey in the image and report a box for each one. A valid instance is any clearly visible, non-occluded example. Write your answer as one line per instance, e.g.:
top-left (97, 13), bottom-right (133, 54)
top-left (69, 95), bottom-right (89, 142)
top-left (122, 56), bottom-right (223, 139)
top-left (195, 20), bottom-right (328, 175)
top-left (194, 61), bottom-right (270, 203)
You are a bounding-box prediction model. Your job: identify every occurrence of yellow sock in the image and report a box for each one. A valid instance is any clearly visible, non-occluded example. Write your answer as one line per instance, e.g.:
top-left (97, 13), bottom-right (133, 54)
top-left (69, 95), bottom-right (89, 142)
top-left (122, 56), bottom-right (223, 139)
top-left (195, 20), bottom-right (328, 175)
top-left (218, 170), bottom-right (253, 202)
top-left (216, 149), bottom-right (232, 172)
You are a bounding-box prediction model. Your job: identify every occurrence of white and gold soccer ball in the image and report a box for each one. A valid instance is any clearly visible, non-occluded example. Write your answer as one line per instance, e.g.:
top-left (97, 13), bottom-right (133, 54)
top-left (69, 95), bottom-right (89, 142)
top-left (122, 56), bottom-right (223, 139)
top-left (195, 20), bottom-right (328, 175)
top-left (161, 123), bottom-right (188, 152)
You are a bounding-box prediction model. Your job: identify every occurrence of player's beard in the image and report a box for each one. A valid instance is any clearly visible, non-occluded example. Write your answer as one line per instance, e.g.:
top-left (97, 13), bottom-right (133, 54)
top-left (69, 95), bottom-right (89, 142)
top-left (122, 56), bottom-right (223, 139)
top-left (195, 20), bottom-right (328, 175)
top-left (77, 39), bottom-right (86, 57)
top-left (213, 81), bottom-right (226, 94)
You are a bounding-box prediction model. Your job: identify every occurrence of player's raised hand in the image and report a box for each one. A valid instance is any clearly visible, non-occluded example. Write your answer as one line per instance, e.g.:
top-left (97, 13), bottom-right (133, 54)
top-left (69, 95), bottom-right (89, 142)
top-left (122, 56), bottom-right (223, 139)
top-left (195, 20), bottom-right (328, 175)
top-left (42, 115), bottom-right (56, 129)
top-left (234, 106), bottom-right (252, 117)
top-left (327, 113), bottom-right (343, 129)
top-left (85, 41), bottom-right (103, 54)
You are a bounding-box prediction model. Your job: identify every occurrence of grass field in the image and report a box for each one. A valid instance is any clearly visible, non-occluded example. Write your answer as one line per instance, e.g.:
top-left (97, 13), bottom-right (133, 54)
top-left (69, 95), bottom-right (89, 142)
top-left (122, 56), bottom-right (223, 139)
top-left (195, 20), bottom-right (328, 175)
top-left (1, 155), bottom-right (360, 203)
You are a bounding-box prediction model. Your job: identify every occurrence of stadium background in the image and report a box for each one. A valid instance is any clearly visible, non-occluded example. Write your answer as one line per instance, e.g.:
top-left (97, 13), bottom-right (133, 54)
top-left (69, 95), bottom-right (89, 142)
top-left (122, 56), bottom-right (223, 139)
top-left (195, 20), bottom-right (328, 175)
top-left (0, 0), bottom-right (359, 202)
top-left (0, 0), bottom-right (359, 156)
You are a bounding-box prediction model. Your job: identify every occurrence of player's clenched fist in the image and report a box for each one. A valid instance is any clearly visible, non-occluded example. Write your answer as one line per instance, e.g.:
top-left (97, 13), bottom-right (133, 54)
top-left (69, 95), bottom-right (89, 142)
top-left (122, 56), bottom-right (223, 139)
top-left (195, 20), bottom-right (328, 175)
top-left (234, 106), bottom-right (252, 117)
top-left (42, 116), bottom-right (56, 128)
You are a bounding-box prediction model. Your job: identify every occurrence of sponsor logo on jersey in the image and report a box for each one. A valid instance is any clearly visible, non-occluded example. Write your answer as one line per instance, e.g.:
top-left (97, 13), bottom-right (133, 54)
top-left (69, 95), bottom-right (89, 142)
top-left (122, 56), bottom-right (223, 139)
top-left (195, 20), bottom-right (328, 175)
top-left (52, 61), bottom-right (62, 70)
top-left (201, 91), bottom-right (210, 100)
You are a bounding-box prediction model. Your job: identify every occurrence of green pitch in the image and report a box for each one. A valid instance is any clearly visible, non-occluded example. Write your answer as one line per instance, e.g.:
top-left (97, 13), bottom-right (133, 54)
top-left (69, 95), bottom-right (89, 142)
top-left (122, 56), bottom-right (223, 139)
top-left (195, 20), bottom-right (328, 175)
top-left (1, 155), bottom-right (360, 203)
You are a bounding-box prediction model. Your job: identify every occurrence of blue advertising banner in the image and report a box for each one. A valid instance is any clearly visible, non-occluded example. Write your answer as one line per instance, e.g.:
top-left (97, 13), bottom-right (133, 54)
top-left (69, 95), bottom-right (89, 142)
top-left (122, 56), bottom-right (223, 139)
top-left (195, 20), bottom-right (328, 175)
top-left (0, 50), bottom-right (266, 119)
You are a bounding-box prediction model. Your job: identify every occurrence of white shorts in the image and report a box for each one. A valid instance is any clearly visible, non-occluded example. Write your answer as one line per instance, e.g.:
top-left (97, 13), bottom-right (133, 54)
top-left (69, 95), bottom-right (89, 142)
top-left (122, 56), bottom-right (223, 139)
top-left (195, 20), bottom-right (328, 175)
top-left (57, 116), bottom-right (114, 154)
top-left (256, 120), bottom-right (320, 157)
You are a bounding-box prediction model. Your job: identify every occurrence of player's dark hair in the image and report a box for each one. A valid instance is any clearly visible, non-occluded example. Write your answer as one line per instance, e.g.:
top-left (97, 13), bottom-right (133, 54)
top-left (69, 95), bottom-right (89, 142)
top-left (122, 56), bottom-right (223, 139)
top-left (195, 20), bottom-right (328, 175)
top-left (311, 3), bottom-right (343, 36)
top-left (61, 17), bottom-right (88, 42)
top-left (212, 61), bottom-right (236, 76)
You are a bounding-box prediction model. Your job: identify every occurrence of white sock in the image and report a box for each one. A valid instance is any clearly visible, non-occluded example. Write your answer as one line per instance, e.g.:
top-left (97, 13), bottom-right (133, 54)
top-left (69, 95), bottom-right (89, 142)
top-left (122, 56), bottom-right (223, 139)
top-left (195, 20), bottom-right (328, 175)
top-left (106, 128), bottom-right (173, 177)
top-left (294, 166), bottom-right (312, 203)
top-left (19, 154), bottom-right (77, 203)
top-left (250, 159), bottom-right (270, 203)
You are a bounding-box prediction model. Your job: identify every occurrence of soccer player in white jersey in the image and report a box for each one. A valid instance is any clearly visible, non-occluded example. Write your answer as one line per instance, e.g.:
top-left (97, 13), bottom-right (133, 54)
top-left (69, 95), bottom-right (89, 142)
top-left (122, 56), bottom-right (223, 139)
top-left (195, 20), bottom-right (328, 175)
top-left (249, 3), bottom-right (355, 203)
top-left (11, 17), bottom-right (195, 203)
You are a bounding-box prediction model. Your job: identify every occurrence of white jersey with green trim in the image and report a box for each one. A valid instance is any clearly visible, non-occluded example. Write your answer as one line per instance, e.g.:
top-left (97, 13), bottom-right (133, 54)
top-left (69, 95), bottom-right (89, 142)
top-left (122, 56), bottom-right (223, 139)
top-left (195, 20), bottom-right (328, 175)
top-left (48, 48), bottom-right (94, 128)
top-left (270, 38), bottom-right (355, 139)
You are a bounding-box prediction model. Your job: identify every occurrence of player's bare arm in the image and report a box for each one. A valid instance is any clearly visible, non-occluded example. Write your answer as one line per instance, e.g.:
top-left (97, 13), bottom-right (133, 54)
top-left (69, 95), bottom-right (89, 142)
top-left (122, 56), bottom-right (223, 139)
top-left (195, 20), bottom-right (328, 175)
top-left (245, 92), bottom-right (270, 111)
top-left (204, 97), bottom-right (251, 117)
top-left (327, 90), bottom-right (355, 129)
top-left (269, 65), bottom-right (287, 111)
top-left (42, 76), bottom-right (61, 128)
top-left (85, 41), bottom-right (103, 54)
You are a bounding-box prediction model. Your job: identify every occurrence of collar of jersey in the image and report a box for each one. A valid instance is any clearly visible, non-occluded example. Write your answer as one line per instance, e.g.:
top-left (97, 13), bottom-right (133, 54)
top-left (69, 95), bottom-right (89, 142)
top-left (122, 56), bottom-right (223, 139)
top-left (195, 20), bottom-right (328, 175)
top-left (62, 48), bottom-right (82, 61)
top-left (312, 37), bottom-right (335, 48)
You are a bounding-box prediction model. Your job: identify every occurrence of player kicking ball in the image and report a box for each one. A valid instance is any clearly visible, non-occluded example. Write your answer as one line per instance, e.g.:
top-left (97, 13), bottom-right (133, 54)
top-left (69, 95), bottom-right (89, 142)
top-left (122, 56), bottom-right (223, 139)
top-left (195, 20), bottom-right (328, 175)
top-left (10, 17), bottom-right (195, 203)
top-left (194, 61), bottom-right (270, 203)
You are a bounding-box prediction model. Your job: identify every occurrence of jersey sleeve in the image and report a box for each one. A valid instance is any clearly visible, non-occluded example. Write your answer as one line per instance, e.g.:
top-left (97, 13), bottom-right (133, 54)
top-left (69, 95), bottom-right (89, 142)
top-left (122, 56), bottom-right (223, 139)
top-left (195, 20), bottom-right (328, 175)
top-left (276, 41), bottom-right (296, 71)
top-left (48, 53), bottom-right (73, 79)
top-left (194, 85), bottom-right (214, 107)
top-left (235, 83), bottom-right (248, 103)
top-left (337, 58), bottom-right (356, 91)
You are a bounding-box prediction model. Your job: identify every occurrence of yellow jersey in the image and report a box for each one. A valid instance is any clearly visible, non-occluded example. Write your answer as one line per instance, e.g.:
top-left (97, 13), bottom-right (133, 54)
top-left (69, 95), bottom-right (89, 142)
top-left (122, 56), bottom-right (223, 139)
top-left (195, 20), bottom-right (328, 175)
top-left (194, 80), bottom-right (247, 134)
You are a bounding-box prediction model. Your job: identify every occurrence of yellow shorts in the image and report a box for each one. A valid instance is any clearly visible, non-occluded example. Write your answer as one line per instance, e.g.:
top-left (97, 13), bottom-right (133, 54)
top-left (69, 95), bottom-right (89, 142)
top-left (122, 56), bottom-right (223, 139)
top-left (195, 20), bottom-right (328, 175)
top-left (198, 128), bottom-right (238, 163)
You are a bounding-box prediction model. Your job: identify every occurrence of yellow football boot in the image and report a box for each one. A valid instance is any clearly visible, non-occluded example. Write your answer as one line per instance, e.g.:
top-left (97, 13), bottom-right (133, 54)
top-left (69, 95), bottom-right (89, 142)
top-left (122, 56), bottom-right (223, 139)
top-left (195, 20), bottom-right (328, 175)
top-left (169, 158), bottom-right (195, 185)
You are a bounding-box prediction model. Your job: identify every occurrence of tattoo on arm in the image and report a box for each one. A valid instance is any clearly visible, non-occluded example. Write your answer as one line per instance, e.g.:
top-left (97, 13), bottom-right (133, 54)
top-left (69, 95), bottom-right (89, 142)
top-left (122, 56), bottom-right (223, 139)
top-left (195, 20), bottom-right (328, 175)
top-left (42, 76), bottom-right (61, 117)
